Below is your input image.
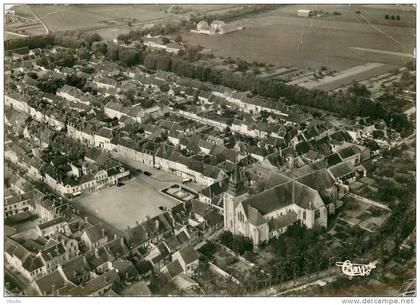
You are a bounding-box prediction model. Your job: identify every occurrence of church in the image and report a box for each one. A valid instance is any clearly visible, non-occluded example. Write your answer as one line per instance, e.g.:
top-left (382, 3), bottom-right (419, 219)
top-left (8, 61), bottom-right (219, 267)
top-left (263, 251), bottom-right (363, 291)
top-left (223, 165), bottom-right (331, 248)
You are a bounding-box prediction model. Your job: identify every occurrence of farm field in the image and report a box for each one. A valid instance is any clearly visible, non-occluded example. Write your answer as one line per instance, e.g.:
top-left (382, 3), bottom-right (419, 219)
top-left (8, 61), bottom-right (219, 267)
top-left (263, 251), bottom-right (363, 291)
top-left (295, 62), bottom-right (400, 91)
top-left (181, 4), bottom-right (415, 71)
top-left (8, 4), bottom-right (238, 39)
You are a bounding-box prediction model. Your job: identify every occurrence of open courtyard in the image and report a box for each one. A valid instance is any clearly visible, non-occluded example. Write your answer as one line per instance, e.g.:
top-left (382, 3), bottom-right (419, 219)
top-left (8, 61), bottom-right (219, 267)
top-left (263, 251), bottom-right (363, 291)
top-left (71, 174), bottom-right (179, 231)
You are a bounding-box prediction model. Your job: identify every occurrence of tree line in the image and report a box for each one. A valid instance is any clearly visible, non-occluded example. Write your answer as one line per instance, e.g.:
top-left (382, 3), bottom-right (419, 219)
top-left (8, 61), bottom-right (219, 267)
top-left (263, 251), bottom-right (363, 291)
top-left (105, 46), bottom-right (413, 136)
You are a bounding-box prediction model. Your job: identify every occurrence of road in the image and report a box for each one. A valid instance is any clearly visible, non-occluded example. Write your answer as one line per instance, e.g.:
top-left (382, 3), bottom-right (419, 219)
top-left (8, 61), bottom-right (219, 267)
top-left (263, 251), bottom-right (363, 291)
top-left (350, 47), bottom-right (415, 59)
top-left (29, 5), bottom-right (50, 34)
top-left (5, 31), bottom-right (28, 38)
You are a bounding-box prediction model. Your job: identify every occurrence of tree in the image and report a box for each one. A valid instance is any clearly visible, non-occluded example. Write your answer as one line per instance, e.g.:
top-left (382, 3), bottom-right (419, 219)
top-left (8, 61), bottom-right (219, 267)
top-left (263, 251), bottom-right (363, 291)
top-left (91, 41), bottom-right (107, 56)
top-left (128, 21), bottom-right (132, 27)
top-left (106, 44), bottom-right (120, 61)
top-left (174, 35), bottom-right (182, 43)
top-left (391, 15), bottom-right (395, 20)
top-left (119, 48), bottom-right (140, 67)
top-left (65, 74), bottom-right (87, 89)
top-left (385, 14), bottom-right (390, 19)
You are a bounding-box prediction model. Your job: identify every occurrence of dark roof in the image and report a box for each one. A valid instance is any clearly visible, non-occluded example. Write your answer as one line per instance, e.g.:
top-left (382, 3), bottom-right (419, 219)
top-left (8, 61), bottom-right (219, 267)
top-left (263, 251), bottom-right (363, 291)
top-left (325, 153), bottom-right (343, 167)
top-left (67, 269), bottom-right (119, 296)
top-left (165, 260), bottom-right (184, 278)
top-left (103, 238), bottom-right (129, 258)
top-left (83, 223), bottom-right (108, 243)
top-left (328, 161), bottom-right (356, 179)
top-left (177, 245), bottom-right (199, 265)
top-left (269, 211), bottom-right (298, 232)
top-left (22, 255), bottom-right (44, 272)
top-left (297, 169), bottom-right (335, 193)
top-left (61, 256), bottom-right (91, 284)
top-left (38, 216), bottom-right (66, 230)
top-left (337, 145), bottom-right (361, 159)
top-left (96, 127), bottom-right (113, 139)
top-left (121, 281), bottom-right (151, 296)
top-left (243, 180), bottom-right (322, 216)
top-left (41, 243), bottom-right (66, 261)
top-left (35, 270), bottom-right (67, 295)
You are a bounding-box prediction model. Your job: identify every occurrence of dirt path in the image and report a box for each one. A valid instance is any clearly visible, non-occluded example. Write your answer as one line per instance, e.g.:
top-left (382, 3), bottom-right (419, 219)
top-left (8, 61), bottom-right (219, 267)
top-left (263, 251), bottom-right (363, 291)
top-left (29, 5), bottom-right (50, 34)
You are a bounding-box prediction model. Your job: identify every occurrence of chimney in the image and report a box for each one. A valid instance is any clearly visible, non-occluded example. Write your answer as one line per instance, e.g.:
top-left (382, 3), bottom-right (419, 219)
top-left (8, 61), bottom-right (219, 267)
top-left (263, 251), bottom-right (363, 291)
top-left (94, 248), bottom-right (99, 258)
top-left (114, 234), bottom-right (117, 240)
top-left (84, 216), bottom-right (88, 223)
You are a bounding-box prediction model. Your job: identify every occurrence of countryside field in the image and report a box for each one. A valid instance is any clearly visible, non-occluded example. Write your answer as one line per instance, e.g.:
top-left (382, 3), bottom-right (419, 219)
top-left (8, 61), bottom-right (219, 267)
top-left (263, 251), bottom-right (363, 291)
top-left (7, 4), bottom-right (415, 72)
top-left (180, 4), bottom-right (415, 71)
top-left (8, 4), bottom-right (238, 39)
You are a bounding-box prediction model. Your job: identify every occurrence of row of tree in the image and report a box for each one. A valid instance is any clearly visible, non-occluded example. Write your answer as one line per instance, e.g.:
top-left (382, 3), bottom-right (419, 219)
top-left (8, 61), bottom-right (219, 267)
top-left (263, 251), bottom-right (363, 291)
top-left (105, 47), bottom-right (413, 135)
top-left (5, 34), bottom-right (55, 51)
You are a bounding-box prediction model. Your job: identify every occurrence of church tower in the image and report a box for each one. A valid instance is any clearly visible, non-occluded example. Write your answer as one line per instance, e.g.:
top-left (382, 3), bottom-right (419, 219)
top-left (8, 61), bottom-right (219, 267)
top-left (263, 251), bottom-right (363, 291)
top-left (223, 165), bottom-right (245, 232)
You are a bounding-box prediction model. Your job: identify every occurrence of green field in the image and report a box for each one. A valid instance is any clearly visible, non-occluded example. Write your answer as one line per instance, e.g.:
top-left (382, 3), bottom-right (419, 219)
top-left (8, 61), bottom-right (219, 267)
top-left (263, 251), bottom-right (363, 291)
top-left (180, 4), bottom-right (415, 71)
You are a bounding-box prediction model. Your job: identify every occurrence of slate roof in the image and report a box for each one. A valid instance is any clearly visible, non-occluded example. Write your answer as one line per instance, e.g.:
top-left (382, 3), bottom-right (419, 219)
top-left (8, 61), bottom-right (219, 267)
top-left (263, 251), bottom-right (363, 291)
top-left (165, 260), bottom-right (184, 278)
top-left (67, 269), bottom-right (119, 296)
top-left (121, 281), bottom-right (151, 296)
top-left (328, 161), bottom-right (356, 179)
top-left (35, 270), bottom-right (67, 295)
top-left (38, 216), bottom-right (66, 230)
top-left (83, 223), bottom-right (108, 244)
top-left (96, 127), bottom-right (113, 139)
top-left (297, 169), bottom-right (336, 193)
top-left (177, 245), bottom-right (199, 265)
top-left (337, 145), bottom-right (361, 159)
top-left (268, 211), bottom-right (298, 232)
top-left (103, 238), bottom-right (129, 258)
top-left (22, 255), bottom-right (44, 272)
top-left (41, 242), bottom-right (66, 262)
top-left (243, 180), bottom-right (323, 217)
top-left (325, 153), bottom-right (343, 167)
top-left (61, 256), bottom-right (91, 284)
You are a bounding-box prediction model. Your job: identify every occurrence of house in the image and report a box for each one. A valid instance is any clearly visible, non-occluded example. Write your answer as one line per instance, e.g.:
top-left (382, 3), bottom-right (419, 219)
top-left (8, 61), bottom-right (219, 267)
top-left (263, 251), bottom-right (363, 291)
top-left (336, 144), bottom-right (362, 166)
top-left (37, 217), bottom-right (71, 238)
top-left (94, 127), bottom-right (113, 150)
top-left (121, 281), bottom-right (152, 296)
top-left (171, 245), bottom-right (200, 276)
top-left (162, 259), bottom-right (184, 278)
top-left (112, 258), bottom-right (139, 282)
top-left (5, 192), bottom-right (34, 218)
top-left (5, 237), bottom-right (42, 281)
top-left (30, 270), bottom-right (72, 296)
top-left (66, 269), bottom-right (120, 296)
top-left (297, 9), bottom-right (313, 17)
top-left (328, 161), bottom-right (358, 184)
top-left (39, 242), bottom-right (65, 274)
top-left (125, 212), bottom-right (175, 254)
top-left (59, 255), bottom-right (92, 285)
top-left (81, 223), bottom-right (110, 250)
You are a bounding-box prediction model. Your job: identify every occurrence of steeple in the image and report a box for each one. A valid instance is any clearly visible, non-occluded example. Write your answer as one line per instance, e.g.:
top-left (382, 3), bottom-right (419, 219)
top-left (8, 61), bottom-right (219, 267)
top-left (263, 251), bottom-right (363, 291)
top-left (228, 165), bottom-right (244, 196)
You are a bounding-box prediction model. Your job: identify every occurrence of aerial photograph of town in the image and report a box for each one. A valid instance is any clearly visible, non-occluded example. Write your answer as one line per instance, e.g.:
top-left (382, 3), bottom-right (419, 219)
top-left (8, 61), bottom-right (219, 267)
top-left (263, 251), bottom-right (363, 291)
top-left (3, 2), bottom-right (417, 302)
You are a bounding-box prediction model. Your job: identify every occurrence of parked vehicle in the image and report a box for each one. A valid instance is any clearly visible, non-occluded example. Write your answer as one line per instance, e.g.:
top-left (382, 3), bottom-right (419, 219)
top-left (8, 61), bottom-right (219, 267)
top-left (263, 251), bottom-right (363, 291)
top-left (182, 178), bottom-right (192, 184)
top-left (144, 171), bottom-right (152, 176)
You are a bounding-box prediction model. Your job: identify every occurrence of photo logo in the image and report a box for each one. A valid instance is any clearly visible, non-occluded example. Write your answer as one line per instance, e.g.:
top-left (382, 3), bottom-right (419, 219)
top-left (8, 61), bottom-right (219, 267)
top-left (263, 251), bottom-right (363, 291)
top-left (335, 260), bottom-right (377, 277)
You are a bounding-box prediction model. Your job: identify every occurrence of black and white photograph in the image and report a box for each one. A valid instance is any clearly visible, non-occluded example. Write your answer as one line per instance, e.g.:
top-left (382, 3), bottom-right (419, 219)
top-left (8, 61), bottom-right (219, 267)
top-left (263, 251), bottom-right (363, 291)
top-left (2, 1), bottom-right (417, 302)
